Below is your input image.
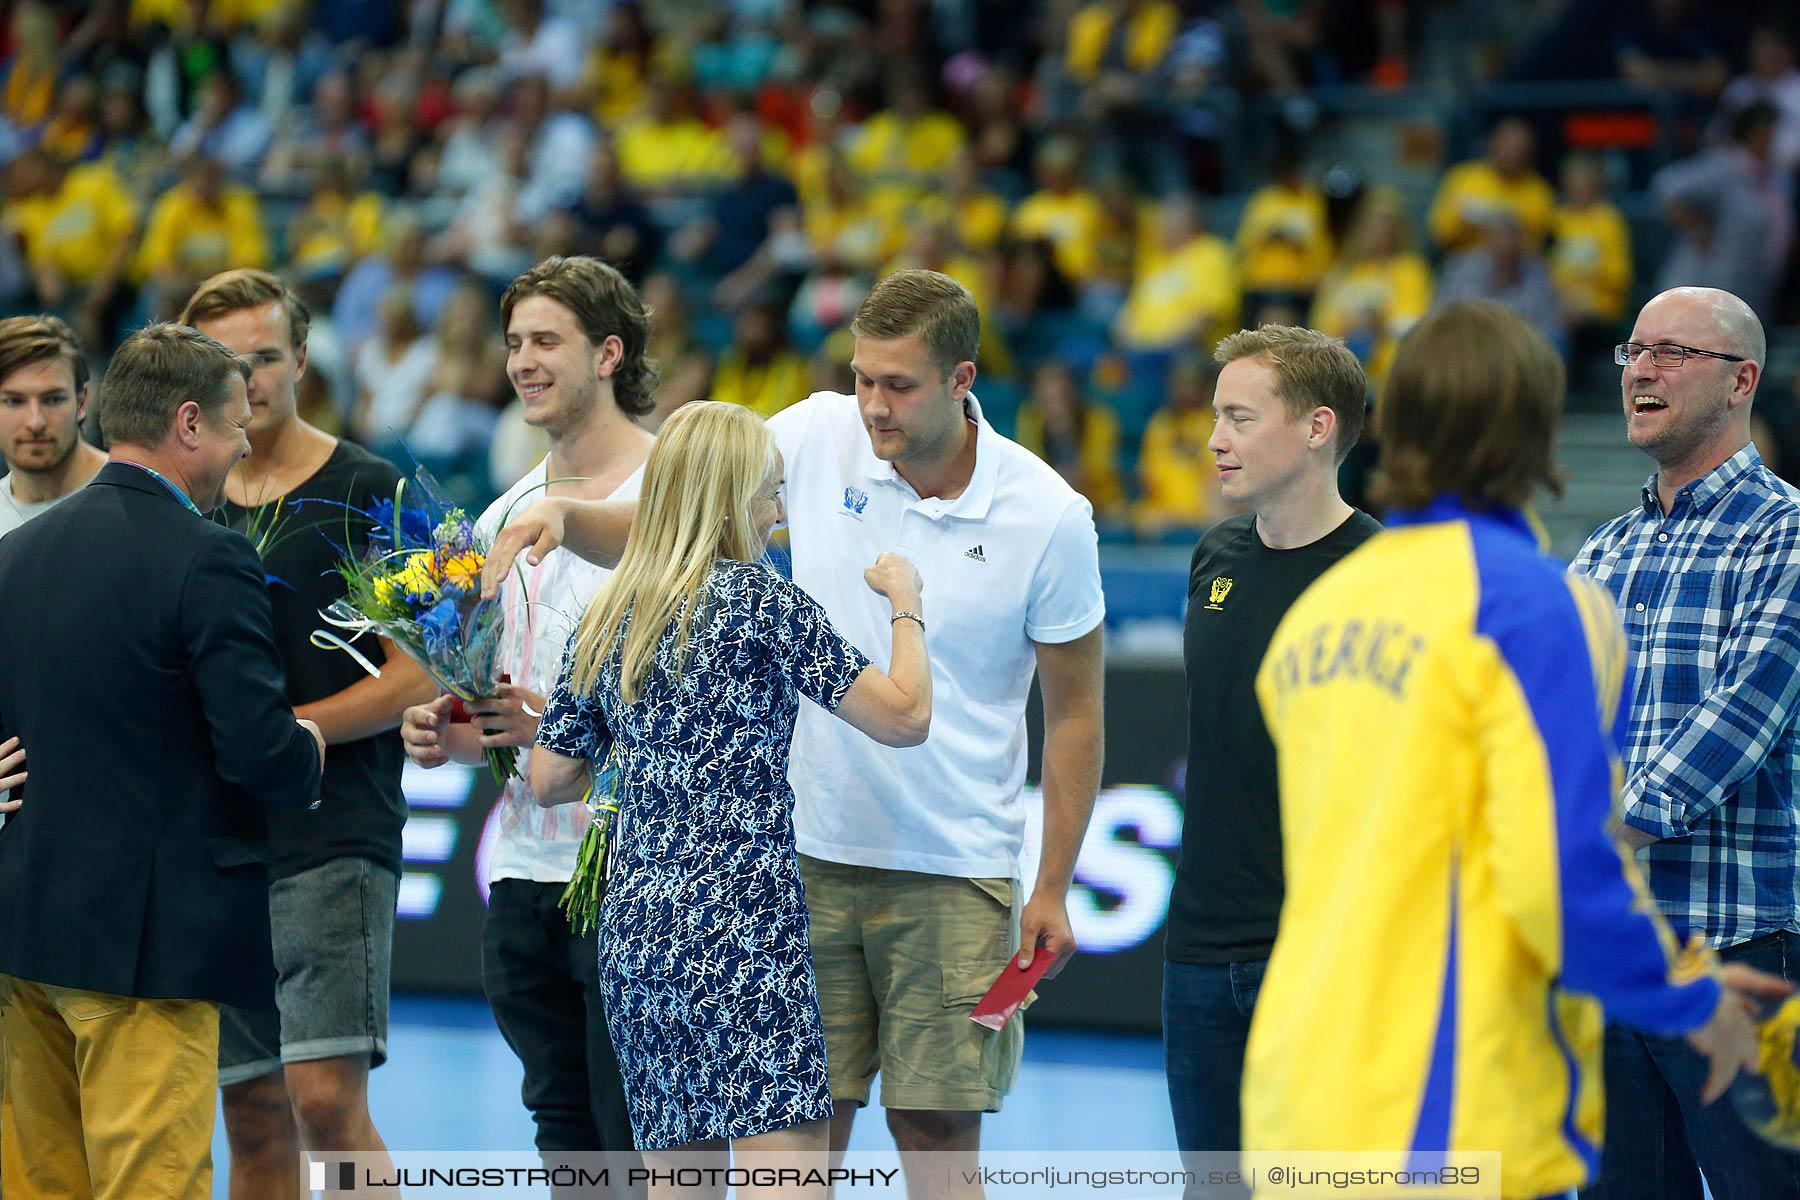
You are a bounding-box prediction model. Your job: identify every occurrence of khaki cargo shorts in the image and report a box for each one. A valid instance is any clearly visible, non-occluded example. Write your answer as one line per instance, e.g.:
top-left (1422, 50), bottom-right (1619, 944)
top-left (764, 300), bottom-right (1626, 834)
top-left (799, 854), bottom-right (1028, 1113)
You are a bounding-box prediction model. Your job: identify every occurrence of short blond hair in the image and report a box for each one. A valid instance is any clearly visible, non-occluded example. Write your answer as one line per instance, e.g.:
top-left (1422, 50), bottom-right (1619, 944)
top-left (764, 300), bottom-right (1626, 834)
top-left (1214, 325), bottom-right (1367, 461)
top-left (851, 269), bottom-right (980, 376)
top-left (180, 268), bottom-right (311, 350)
top-left (99, 324), bottom-right (251, 449)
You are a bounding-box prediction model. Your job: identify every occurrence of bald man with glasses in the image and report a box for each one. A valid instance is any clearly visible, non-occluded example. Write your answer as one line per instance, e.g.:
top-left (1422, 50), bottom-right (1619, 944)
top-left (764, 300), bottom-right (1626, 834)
top-left (1574, 286), bottom-right (1800, 1199)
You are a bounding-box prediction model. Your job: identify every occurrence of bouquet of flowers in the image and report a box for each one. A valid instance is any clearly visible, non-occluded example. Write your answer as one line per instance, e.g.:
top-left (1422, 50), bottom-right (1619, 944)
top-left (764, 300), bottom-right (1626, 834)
top-left (559, 750), bottom-right (621, 936)
top-left (313, 469), bottom-right (518, 782)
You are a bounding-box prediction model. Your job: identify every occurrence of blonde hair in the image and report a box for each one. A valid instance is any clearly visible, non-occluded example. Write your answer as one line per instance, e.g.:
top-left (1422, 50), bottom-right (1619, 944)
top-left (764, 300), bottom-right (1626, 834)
top-left (1214, 324), bottom-right (1367, 462)
top-left (565, 401), bottom-right (776, 703)
top-left (851, 268), bottom-right (980, 376)
top-left (180, 267), bottom-right (311, 350)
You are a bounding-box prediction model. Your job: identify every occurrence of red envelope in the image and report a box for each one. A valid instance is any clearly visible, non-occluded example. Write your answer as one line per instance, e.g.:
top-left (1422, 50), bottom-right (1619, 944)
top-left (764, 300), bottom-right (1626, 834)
top-left (968, 951), bottom-right (1055, 1031)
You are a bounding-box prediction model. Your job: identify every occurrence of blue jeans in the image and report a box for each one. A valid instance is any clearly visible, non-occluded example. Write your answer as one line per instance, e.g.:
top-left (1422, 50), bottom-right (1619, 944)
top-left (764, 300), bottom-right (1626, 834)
top-left (1164, 957), bottom-right (1267, 1200)
top-left (1580, 930), bottom-right (1800, 1200)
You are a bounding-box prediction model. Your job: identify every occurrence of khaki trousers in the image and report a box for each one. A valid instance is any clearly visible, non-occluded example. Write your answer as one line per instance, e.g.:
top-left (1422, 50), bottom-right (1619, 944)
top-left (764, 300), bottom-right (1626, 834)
top-left (0, 973), bottom-right (219, 1200)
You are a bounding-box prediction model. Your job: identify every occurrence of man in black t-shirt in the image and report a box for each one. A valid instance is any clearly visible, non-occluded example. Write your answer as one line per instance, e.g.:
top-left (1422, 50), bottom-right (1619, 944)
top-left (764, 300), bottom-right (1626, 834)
top-left (1166, 326), bottom-right (1379, 1194)
top-left (181, 269), bottom-right (436, 1195)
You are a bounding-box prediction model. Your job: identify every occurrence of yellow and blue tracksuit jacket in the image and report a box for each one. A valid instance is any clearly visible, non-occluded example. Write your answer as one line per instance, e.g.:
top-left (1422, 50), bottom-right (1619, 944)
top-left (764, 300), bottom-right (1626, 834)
top-left (1247, 497), bottom-right (1722, 1198)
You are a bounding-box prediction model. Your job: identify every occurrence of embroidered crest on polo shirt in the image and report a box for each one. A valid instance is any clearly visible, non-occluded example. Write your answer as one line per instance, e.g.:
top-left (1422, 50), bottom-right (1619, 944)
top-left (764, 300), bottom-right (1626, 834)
top-left (965, 545), bottom-right (986, 562)
top-left (842, 486), bottom-right (869, 518)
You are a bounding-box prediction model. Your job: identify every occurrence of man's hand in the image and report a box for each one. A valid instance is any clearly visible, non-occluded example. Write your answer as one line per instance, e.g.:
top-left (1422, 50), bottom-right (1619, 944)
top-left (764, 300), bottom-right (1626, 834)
top-left (1688, 963), bottom-right (1795, 1103)
top-left (469, 683), bottom-right (548, 750)
top-left (1016, 889), bottom-right (1077, 978)
top-left (297, 718), bottom-right (325, 768)
top-left (401, 695), bottom-right (457, 768)
top-left (0, 736), bottom-right (25, 812)
top-left (481, 498), bottom-right (571, 598)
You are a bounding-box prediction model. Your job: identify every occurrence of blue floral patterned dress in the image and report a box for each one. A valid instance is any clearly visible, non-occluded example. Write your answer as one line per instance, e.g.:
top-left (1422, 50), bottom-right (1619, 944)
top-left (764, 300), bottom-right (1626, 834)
top-left (536, 559), bottom-right (872, 1150)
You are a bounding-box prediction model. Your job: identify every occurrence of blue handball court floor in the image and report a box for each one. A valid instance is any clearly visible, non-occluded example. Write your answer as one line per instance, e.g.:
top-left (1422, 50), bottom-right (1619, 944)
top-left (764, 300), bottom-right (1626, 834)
top-left (209, 994), bottom-right (1178, 1197)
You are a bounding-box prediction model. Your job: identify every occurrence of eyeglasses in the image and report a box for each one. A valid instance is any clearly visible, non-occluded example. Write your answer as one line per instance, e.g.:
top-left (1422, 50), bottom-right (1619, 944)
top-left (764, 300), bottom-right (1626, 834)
top-left (1614, 342), bottom-right (1747, 368)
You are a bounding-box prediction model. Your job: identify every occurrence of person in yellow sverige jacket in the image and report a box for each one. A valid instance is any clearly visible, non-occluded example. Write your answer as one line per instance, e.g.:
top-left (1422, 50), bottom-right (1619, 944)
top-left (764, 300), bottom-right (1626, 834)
top-left (1246, 300), bottom-right (1788, 1199)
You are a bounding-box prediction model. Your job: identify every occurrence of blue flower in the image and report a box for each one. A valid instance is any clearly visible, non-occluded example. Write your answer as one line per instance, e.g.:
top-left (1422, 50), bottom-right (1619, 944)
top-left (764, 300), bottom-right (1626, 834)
top-left (368, 498), bottom-right (434, 549)
top-left (419, 595), bottom-right (464, 658)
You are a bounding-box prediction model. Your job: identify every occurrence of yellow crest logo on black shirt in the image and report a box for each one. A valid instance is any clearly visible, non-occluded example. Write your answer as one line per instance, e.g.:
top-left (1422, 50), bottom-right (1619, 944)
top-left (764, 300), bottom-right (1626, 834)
top-left (1206, 577), bottom-right (1233, 610)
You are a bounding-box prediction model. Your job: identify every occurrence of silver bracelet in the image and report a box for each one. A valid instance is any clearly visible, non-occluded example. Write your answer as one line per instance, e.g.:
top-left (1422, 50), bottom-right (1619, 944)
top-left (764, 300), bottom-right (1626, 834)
top-left (891, 611), bottom-right (925, 632)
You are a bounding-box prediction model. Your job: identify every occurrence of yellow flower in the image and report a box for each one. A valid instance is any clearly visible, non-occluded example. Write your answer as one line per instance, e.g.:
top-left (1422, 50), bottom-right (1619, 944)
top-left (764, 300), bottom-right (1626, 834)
top-left (442, 551), bottom-right (484, 592)
top-left (373, 573), bottom-right (402, 610)
top-left (392, 553), bottom-right (441, 606)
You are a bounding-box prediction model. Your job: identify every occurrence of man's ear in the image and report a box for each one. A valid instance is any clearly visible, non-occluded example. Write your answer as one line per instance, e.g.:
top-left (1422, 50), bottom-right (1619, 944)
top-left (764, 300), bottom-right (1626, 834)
top-left (1729, 360), bottom-right (1761, 411)
top-left (950, 360), bottom-right (976, 401)
top-left (175, 399), bottom-right (205, 449)
top-left (1308, 405), bottom-right (1338, 452)
top-left (594, 334), bottom-right (624, 382)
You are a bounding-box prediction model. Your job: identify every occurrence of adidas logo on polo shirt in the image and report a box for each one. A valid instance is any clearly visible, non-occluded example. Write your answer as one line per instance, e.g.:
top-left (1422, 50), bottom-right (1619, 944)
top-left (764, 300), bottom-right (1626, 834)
top-left (965, 545), bottom-right (985, 562)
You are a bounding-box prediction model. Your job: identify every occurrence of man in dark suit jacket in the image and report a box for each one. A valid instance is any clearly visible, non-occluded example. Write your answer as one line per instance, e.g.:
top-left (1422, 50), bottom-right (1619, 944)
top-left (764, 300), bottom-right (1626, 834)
top-left (0, 323), bottom-right (325, 1200)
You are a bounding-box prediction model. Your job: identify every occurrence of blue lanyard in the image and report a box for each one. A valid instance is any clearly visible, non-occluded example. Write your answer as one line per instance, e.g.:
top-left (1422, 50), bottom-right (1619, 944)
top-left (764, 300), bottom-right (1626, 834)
top-left (123, 463), bottom-right (204, 518)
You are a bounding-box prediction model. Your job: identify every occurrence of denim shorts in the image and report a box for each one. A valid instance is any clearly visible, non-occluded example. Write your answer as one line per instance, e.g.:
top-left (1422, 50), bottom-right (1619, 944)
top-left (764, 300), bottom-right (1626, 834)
top-left (217, 855), bottom-right (397, 1085)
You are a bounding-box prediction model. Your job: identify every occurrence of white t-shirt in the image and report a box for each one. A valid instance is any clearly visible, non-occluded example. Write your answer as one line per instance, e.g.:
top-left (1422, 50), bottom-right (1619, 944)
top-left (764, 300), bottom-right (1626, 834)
top-left (354, 336), bottom-right (440, 443)
top-left (0, 475), bottom-right (71, 540)
top-left (768, 391), bottom-right (1105, 878)
top-left (498, 16), bottom-right (589, 90)
top-left (475, 457), bottom-right (645, 884)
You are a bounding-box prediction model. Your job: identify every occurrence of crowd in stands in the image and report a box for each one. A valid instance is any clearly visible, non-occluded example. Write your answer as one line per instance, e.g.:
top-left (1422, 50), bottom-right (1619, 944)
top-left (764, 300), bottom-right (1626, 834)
top-left (3, 0), bottom-right (1799, 539)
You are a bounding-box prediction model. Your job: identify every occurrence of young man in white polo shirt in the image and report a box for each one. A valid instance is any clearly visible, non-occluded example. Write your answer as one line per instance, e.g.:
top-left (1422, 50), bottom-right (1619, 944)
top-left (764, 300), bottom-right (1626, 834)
top-left (484, 269), bottom-right (1106, 1192)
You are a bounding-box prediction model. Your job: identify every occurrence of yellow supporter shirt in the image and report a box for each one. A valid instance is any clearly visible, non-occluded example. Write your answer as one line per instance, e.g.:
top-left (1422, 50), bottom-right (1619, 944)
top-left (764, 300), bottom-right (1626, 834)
top-left (3, 61), bottom-right (53, 127)
top-left (910, 188), bottom-right (1009, 253)
top-left (1116, 235), bottom-right (1239, 351)
top-left (789, 142), bottom-right (833, 210)
top-left (804, 189), bottom-right (906, 270)
top-left (1551, 202), bottom-right (1632, 324)
top-left (132, 183), bottom-right (269, 283)
top-left (1310, 254), bottom-right (1433, 385)
top-left (7, 162), bottom-right (138, 284)
top-left (711, 350), bottom-right (810, 420)
top-left (845, 111), bottom-right (966, 180)
top-left (1249, 500), bottom-right (1722, 1198)
top-left (132, 0), bottom-right (286, 31)
top-left (290, 192), bottom-right (384, 275)
top-left (1013, 188), bottom-right (1107, 283)
top-left (1236, 183), bottom-right (1333, 295)
top-left (1428, 161), bottom-right (1556, 252)
top-left (586, 50), bottom-right (650, 126)
top-left (1134, 407), bottom-right (1217, 529)
top-left (1014, 401), bottom-right (1125, 516)
top-left (1066, 0), bottom-right (1179, 79)
top-left (615, 118), bottom-right (735, 192)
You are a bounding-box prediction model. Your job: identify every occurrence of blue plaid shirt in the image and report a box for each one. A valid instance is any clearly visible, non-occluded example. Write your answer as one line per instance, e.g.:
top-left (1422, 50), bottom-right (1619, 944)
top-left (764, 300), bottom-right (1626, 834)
top-left (1572, 445), bottom-right (1800, 948)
